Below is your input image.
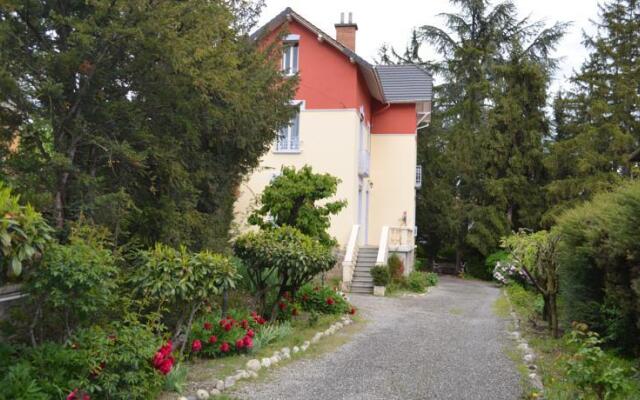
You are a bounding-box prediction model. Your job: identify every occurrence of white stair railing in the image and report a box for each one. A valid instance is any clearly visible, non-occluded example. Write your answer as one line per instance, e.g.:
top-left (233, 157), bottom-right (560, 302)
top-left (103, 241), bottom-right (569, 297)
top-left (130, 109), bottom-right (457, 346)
top-left (376, 226), bottom-right (390, 266)
top-left (341, 225), bottom-right (360, 291)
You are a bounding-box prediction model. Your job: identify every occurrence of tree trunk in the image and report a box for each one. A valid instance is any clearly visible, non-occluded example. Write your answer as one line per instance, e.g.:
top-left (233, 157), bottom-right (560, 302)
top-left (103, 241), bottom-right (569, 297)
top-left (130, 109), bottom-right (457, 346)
top-left (549, 292), bottom-right (559, 338)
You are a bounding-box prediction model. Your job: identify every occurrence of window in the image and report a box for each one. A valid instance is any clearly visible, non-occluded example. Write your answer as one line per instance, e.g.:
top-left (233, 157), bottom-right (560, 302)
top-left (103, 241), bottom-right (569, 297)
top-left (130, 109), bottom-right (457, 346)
top-left (276, 111), bottom-right (300, 152)
top-left (415, 165), bottom-right (423, 188)
top-left (282, 43), bottom-right (299, 75)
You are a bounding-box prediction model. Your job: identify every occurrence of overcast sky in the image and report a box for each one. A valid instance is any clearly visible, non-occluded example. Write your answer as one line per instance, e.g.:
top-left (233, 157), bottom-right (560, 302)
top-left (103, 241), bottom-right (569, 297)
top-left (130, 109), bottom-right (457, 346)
top-left (258, 0), bottom-right (603, 93)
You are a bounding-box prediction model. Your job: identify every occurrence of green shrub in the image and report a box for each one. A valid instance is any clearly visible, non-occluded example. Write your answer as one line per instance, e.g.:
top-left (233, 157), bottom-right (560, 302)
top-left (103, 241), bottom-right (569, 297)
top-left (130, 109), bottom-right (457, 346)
top-left (164, 363), bottom-right (189, 394)
top-left (0, 362), bottom-right (49, 400)
top-left (370, 265), bottom-right (390, 286)
top-left (555, 181), bottom-right (640, 354)
top-left (233, 226), bottom-right (336, 316)
top-left (296, 284), bottom-right (350, 315)
top-left (387, 254), bottom-right (404, 281)
top-left (407, 271), bottom-right (428, 292)
top-left (565, 323), bottom-right (637, 400)
top-left (252, 322), bottom-right (293, 351)
top-left (425, 272), bottom-right (439, 287)
top-left (485, 250), bottom-right (510, 275)
top-left (130, 244), bottom-right (239, 349)
top-left (26, 227), bottom-right (118, 343)
top-left (0, 183), bottom-right (53, 282)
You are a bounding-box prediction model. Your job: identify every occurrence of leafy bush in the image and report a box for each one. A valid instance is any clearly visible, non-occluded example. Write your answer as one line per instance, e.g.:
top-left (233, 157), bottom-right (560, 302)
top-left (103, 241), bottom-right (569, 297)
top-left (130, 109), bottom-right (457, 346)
top-left (486, 250), bottom-right (509, 275)
top-left (555, 181), bottom-right (640, 354)
top-left (234, 226), bottom-right (336, 316)
top-left (407, 271), bottom-right (428, 292)
top-left (248, 165), bottom-right (347, 247)
top-left (26, 227), bottom-right (118, 343)
top-left (424, 272), bottom-right (439, 287)
top-left (387, 254), bottom-right (404, 281)
top-left (130, 244), bottom-right (239, 349)
top-left (0, 183), bottom-right (53, 282)
top-left (0, 321), bottom-right (165, 400)
top-left (370, 265), bottom-right (390, 286)
top-left (565, 323), bottom-right (637, 400)
top-left (296, 284), bottom-right (350, 314)
top-left (187, 309), bottom-right (266, 358)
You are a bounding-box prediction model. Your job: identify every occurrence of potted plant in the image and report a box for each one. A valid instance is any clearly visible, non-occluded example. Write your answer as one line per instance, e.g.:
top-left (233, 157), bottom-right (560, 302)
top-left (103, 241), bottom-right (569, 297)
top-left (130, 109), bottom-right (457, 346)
top-left (370, 265), bottom-right (390, 296)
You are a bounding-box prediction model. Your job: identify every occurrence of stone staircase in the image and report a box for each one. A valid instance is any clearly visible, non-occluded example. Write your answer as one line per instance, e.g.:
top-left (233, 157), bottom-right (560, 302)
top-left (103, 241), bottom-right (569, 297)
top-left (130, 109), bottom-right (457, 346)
top-left (350, 246), bottom-right (378, 294)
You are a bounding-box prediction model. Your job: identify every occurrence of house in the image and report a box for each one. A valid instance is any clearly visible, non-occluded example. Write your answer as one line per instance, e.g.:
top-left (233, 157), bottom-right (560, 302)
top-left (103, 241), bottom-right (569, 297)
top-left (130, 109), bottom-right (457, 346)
top-left (234, 8), bottom-right (433, 293)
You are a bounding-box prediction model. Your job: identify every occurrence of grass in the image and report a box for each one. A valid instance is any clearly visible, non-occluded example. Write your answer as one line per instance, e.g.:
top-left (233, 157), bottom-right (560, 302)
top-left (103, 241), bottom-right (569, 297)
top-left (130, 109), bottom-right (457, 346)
top-left (496, 284), bottom-right (640, 400)
top-left (157, 313), bottom-right (364, 399)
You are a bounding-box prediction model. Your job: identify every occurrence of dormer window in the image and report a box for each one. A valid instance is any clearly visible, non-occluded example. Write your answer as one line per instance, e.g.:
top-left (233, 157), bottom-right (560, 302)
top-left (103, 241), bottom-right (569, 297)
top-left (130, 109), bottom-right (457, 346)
top-left (282, 35), bottom-right (299, 76)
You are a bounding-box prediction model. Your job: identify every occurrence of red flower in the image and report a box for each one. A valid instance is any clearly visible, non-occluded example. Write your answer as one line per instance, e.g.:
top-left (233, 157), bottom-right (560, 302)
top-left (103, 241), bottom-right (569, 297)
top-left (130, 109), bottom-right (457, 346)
top-left (246, 329), bottom-right (255, 338)
top-left (220, 342), bottom-right (230, 353)
top-left (191, 339), bottom-right (202, 353)
top-left (326, 297), bottom-right (335, 305)
top-left (153, 352), bottom-right (165, 368)
top-left (349, 307), bottom-right (357, 315)
top-left (83, 395), bottom-right (90, 400)
top-left (67, 389), bottom-right (78, 400)
top-left (250, 311), bottom-right (258, 317)
top-left (278, 301), bottom-right (286, 311)
top-left (241, 319), bottom-right (249, 329)
top-left (223, 322), bottom-right (232, 332)
top-left (158, 357), bottom-right (174, 375)
top-left (204, 322), bottom-right (213, 331)
top-left (243, 336), bottom-right (253, 349)
top-left (159, 340), bottom-right (173, 357)
top-left (235, 338), bottom-right (245, 350)
top-left (219, 319), bottom-right (227, 327)
top-left (208, 335), bottom-right (218, 344)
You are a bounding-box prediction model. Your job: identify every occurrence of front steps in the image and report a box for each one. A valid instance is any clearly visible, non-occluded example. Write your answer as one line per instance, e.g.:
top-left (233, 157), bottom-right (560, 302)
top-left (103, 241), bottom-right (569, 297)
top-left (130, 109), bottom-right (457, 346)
top-left (350, 246), bottom-right (378, 294)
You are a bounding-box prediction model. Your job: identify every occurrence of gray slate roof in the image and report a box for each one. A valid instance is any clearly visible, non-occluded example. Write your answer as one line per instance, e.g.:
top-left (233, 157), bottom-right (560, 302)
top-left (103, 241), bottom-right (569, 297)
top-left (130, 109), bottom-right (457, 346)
top-left (376, 65), bottom-right (433, 103)
top-left (252, 8), bottom-right (432, 104)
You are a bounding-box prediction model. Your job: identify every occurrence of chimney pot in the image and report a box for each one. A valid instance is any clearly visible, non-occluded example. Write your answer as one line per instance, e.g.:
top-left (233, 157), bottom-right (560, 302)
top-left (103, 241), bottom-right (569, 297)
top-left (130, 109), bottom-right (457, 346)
top-left (335, 11), bottom-right (358, 51)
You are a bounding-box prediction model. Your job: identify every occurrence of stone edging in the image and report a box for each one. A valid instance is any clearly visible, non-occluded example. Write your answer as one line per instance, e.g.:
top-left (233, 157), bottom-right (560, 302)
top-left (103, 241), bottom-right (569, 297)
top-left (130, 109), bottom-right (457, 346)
top-left (178, 315), bottom-right (354, 400)
top-left (503, 292), bottom-right (544, 396)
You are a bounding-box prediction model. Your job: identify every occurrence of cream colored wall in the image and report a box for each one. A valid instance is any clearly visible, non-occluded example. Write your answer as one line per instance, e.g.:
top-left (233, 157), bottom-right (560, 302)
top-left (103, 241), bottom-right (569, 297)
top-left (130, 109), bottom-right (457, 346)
top-left (234, 109), bottom-right (361, 248)
top-left (368, 134), bottom-right (417, 245)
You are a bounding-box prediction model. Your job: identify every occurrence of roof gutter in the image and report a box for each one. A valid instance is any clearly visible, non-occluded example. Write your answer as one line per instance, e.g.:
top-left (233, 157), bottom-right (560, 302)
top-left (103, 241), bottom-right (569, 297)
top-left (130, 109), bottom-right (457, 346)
top-left (371, 66), bottom-right (387, 104)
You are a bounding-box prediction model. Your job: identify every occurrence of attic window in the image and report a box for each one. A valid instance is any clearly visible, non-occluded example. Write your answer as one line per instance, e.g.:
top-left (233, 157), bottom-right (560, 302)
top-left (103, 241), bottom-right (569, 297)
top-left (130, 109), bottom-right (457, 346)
top-left (282, 35), bottom-right (299, 76)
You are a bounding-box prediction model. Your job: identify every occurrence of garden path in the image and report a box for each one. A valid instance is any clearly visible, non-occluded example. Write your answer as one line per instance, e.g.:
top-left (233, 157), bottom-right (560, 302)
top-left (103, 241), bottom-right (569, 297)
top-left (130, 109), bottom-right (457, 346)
top-left (231, 276), bottom-right (522, 400)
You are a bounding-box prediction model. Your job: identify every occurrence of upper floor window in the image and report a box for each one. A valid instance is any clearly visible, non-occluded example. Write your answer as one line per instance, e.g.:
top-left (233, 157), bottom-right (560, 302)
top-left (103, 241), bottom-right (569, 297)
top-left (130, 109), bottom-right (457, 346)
top-left (282, 35), bottom-right (299, 76)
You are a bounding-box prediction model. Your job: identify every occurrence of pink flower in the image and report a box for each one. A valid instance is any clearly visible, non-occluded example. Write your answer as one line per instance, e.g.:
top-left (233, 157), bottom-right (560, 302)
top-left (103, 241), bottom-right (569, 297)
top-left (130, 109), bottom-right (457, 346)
top-left (191, 339), bottom-right (202, 353)
top-left (67, 389), bottom-right (78, 400)
top-left (246, 329), bottom-right (255, 338)
top-left (236, 338), bottom-right (245, 350)
top-left (208, 335), bottom-right (218, 344)
top-left (224, 322), bottom-right (232, 331)
top-left (243, 336), bottom-right (253, 349)
top-left (204, 322), bottom-right (213, 331)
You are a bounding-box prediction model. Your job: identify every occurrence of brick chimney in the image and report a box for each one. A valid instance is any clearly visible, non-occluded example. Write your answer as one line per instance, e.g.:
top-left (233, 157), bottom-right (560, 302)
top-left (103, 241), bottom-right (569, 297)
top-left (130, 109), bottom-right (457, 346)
top-left (335, 12), bottom-right (358, 52)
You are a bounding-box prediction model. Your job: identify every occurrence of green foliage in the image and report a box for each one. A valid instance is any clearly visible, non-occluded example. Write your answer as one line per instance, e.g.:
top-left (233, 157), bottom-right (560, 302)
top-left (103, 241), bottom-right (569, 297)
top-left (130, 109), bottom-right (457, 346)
top-left (387, 254), bottom-right (404, 282)
top-left (296, 284), bottom-right (350, 315)
top-left (26, 226), bottom-right (118, 342)
top-left (252, 322), bottom-right (293, 351)
top-left (0, 0), bottom-right (295, 250)
top-left (565, 324), bottom-right (637, 400)
top-left (164, 363), bottom-right (189, 394)
top-left (505, 283), bottom-right (544, 323)
top-left (0, 320), bottom-right (163, 400)
top-left (130, 244), bottom-right (240, 341)
top-left (555, 181), bottom-right (640, 354)
top-left (233, 226), bottom-right (336, 316)
top-left (407, 271), bottom-right (429, 292)
top-left (248, 165), bottom-right (347, 246)
top-left (502, 229), bottom-right (561, 336)
top-left (486, 250), bottom-right (510, 274)
top-left (0, 183), bottom-right (52, 282)
top-left (382, 0), bottom-right (566, 267)
top-left (370, 266), bottom-right (390, 287)
top-left (545, 0), bottom-right (640, 224)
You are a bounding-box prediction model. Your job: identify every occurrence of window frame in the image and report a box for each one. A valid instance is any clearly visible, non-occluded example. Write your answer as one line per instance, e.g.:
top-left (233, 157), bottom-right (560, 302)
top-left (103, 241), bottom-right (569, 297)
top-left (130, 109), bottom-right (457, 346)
top-left (274, 100), bottom-right (305, 154)
top-left (282, 35), bottom-right (299, 76)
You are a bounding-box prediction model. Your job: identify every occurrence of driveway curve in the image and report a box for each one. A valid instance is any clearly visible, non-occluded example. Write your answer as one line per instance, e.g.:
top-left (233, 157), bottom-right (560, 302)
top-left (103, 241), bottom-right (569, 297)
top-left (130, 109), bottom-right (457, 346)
top-left (232, 276), bottom-right (521, 400)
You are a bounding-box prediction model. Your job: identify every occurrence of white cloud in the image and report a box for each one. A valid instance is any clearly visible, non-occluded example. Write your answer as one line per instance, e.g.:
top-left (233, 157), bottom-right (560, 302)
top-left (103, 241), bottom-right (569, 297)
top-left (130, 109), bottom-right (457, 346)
top-left (259, 0), bottom-right (602, 93)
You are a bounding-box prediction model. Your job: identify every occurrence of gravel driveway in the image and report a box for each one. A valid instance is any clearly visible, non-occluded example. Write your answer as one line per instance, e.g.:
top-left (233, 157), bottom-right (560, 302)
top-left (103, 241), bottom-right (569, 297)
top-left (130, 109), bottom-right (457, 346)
top-left (232, 276), bottom-right (522, 400)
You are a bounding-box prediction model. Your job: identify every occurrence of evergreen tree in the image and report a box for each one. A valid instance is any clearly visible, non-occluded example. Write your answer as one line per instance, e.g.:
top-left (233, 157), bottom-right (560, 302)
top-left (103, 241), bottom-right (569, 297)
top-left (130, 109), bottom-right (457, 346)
top-left (382, 0), bottom-right (565, 270)
top-left (0, 0), bottom-right (295, 250)
top-left (545, 0), bottom-right (640, 224)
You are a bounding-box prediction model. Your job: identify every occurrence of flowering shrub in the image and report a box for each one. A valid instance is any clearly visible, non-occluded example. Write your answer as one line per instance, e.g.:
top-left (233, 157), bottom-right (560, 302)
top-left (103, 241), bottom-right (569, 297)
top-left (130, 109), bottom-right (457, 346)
top-left (295, 284), bottom-right (350, 315)
top-left (492, 260), bottom-right (529, 285)
top-left (187, 309), bottom-right (266, 359)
